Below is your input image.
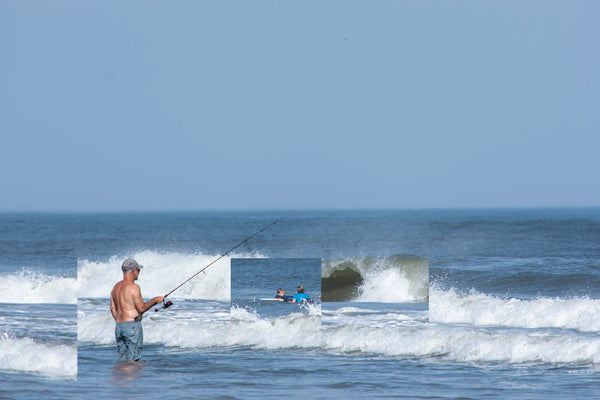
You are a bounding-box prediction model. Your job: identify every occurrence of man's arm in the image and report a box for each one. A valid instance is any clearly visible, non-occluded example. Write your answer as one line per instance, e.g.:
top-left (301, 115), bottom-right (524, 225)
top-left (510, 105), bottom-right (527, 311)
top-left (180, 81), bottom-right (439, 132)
top-left (110, 289), bottom-right (118, 320)
top-left (131, 284), bottom-right (165, 315)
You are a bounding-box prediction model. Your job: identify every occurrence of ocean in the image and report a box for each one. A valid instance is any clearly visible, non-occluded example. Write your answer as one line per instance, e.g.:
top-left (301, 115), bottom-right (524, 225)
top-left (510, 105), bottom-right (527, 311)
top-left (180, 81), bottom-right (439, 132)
top-left (1, 209), bottom-right (599, 399)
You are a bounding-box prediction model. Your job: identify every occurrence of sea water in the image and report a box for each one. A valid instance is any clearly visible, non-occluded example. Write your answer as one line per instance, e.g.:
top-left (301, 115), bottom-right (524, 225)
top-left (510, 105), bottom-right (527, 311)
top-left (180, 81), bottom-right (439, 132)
top-left (1, 209), bottom-right (600, 399)
top-left (231, 258), bottom-right (322, 319)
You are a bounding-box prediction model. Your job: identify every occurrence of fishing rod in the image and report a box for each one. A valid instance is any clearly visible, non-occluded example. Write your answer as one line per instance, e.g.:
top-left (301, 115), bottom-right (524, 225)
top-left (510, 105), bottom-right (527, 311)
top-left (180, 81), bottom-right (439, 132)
top-left (154, 217), bottom-right (284, 312)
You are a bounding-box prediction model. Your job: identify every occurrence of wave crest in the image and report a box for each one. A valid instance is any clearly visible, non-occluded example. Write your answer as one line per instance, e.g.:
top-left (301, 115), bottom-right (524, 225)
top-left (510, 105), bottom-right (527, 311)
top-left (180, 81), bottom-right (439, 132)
top-left (78, 251), bottom-right (232, 301)
top-left (0, 336), bottom-right (76, 379)
top-left (430, 286), bottom-right (600, 332)
top-left (0, 270), bottom-right (76, 304)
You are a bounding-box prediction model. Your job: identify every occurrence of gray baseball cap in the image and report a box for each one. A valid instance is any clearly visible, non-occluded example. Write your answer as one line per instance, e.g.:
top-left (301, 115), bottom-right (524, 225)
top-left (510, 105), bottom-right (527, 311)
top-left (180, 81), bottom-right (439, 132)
top-left (122, 258), bottom-right (144, 271)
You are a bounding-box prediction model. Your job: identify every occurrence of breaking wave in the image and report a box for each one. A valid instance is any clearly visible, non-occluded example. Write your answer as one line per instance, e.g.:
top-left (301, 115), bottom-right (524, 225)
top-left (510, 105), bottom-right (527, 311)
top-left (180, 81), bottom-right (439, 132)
top-left (321, 255), bottom-right (429, 302)
top-left (77, 250), bottom-right (251, 301)
top-left (0, 270), bottom-right (77, 304)
top-left (430, 286), bottom-right (600, 332)
top-left (0, 335), bottom-right (76, 379)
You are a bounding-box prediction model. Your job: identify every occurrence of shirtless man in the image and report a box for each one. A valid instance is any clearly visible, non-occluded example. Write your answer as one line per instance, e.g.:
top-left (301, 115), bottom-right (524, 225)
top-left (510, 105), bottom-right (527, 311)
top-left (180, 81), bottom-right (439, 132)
top-left (110, 258), bottom-right (164, 362)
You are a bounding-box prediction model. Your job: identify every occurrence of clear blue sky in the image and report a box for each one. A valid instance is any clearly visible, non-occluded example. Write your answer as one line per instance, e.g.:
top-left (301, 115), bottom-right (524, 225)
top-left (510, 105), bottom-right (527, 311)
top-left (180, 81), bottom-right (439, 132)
top-left (1, 1), bottom-right (598, 211)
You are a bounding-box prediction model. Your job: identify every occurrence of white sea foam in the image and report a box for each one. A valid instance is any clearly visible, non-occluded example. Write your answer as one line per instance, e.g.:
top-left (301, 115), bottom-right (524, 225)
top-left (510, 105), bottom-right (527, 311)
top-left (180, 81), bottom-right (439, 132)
top-left (320, 323), bottom-right (600, 364)
top-left (356, 268), bottom-right (418, 302)
top-left (430, 287), bottom-right (600, 332)
top-left (322, 306), bottom-right (427, 328)
top-left (0, 270), bottom-right (77, 304)
top-left (78, 309), bottom-right (115, 345)
top-left (79, 298), bottom-right (600, 365)
top-left (79, 305), bottom-right (322, 350)
top-left (0, 336), bottom-right (77, 379)
top-left (78, 251), bottom-right (232, 301)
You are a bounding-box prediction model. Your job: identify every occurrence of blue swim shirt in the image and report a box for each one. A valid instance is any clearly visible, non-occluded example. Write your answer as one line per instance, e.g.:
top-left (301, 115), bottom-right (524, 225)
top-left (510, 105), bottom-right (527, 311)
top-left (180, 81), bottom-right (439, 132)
top-left (293, 293), bottom-right (310, 302)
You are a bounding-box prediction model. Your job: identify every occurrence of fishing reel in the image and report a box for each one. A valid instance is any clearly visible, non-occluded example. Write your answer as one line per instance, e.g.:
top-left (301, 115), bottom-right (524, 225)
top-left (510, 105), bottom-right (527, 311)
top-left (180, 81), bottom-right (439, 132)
top-left (155, 300), bottom-right (174, 312)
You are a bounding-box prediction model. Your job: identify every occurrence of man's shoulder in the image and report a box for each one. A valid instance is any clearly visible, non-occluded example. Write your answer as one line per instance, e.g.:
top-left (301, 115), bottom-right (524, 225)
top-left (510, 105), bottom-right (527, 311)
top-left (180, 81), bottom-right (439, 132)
top-left (111, 280), bottom-right (124, 294)
top-left (113, 280), bottom-right (140, 294)
top-left (124, 281), bottom-right (141, 292)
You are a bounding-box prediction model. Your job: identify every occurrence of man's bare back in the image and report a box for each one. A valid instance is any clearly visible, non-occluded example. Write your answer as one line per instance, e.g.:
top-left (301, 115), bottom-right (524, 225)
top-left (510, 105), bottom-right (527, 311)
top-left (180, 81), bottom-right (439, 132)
top-left (110, 267), bottom-right (164, 322)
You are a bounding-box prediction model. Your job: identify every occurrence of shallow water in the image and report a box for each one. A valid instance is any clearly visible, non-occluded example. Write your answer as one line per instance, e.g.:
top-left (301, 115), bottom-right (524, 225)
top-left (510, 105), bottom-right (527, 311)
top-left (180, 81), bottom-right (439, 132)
top-left (1, 209), bottom-right (599, 398)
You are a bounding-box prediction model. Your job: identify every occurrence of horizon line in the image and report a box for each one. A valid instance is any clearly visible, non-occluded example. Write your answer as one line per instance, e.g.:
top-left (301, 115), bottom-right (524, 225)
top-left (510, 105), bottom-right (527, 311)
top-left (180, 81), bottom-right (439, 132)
top-left (1, 205), bottom-right (599, 215)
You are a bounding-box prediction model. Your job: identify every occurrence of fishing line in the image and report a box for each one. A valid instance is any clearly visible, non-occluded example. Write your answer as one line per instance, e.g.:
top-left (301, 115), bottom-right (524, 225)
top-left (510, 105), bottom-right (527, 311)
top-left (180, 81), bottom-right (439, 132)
top-left (154, 217), bottom-right (284, 312)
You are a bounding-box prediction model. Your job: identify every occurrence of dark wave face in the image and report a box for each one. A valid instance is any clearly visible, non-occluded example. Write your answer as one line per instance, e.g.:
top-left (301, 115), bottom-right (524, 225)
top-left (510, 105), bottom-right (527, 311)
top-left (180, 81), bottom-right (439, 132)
top-left (321, 266), bottom-right (363, 301)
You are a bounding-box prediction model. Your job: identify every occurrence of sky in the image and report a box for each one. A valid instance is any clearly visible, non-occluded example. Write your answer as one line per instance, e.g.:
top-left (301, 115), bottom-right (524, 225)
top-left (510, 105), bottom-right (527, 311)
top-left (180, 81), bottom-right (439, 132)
top-left (1, 1), bottom-right (598, 212)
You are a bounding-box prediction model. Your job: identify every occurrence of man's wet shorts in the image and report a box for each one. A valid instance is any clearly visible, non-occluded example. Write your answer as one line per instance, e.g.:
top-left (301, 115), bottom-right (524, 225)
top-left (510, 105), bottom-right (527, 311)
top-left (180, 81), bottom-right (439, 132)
top-left (115, 320), bottom-right (143, 361)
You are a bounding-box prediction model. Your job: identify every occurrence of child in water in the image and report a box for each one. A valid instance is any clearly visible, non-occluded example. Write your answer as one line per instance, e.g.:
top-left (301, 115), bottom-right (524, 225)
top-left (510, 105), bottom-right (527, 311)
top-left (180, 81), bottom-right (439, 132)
top-left (274, 288), bottom-right (294, 302)
top-left (291, 286), bottom-right (310, 303)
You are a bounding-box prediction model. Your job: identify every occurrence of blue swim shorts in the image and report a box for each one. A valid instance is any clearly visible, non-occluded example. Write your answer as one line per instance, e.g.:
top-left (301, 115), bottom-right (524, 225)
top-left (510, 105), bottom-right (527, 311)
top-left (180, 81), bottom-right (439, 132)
top-left (115, 320), bottom-right (143, 361)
